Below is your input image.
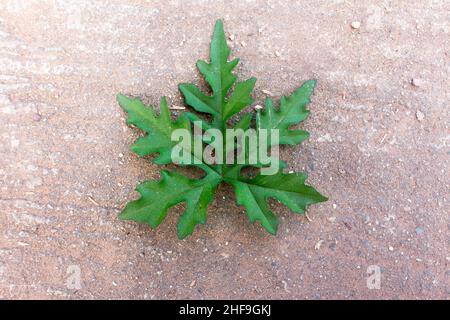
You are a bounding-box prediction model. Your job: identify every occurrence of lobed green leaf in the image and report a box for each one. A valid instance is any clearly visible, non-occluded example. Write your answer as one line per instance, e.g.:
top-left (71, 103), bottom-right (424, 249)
top-left (117, 20), bottom-right (327, 238)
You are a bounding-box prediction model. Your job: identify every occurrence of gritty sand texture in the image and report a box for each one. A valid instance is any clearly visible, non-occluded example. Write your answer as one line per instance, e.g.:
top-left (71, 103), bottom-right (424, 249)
top-left (0, 0), bottom-right (449, 299)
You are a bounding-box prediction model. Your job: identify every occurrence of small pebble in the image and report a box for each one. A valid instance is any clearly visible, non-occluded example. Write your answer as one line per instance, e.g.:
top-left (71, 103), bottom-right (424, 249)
top-left (262, 89), bottom-right (274, 96)
top-left (411, 78), bottom-right (425, 87)
top-left (315, 240), bottom-right (324, 250)
top-left (228, 34), bottom-right (235, 41)
top-left (240, 41), bottom-right (246, 47)
top-left (254, 104), bottom-right (263, 110)
top-left (275, 51), bottom-right (281, 57)
top-left (317, 133), bottom-right (332, 143)
top-left (416, 110), bottom-right (425, 121)
top-left (33, 113), bottom-right (42, 122)
top-left (415, 227), bottom-right (424, 235)
top-left (388, 246), bottom-right (394, 251)
top-left (118, 153), bottom-right (124, 158)
top-left (351, 21), bottom-right (361, 29)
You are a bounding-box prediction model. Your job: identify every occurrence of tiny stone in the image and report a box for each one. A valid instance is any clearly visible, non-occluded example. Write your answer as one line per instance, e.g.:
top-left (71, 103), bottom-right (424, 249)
top-left (351, 21), bottom-right (361, 29)
top-left (254, 104), bottom-right (263, 110)
top-left (240, 41), bottom-right (246, 47)
top-left (363, 215), bottom-right (370, 224)
top-left (189, 280), bottom-right (196, 287)
top-left (388, 246), bottom-right (394, 251)
top-left (262, 89), bottom-right (274, 96)
top-left (118, 153), bottom-right (124, 158)
top-left (415, 227), bottom-right (424, 234)
top-left (332, 203), bottom-right (337, 209)
top-left (33, 113), bottom-right (42, 122)
top-left (327, 216), bottom-right (336, 223)
top-left (228, 34), bottom-right (235, 41)
top-left (411, 78), bottom-right (425, 87)
top-left (317, 133), bottom-right (332, 143)
top-left (275, 51), bottom-right (281, 57)
top-left (314, 239), bottom-right (324, 250)
top-left (416, 110), bottom-right (425, 121)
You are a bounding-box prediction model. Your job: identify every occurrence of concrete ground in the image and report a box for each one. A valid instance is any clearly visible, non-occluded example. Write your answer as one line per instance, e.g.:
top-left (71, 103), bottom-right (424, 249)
top-left (0, 0), bottom-right (449, 299)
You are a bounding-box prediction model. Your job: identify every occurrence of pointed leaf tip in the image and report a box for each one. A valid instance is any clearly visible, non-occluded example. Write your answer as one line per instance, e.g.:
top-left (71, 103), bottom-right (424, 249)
top-left (214, 19), bottom-right (224, 30)
top-left (116, 93), bottom-right (129, 107)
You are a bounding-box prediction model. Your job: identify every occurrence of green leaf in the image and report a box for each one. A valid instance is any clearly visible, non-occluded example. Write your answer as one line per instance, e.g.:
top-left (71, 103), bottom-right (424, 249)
top-left (117, 95), bottom-right (186, 163)
top-left (120, 170), bottom-right (221, 239)
top-left (117, 19), bottom-right (327, 238)
top-left (223, 77), bottom-right (256, 120)
top-left (178, 84), bottom-right (216, 116)
top-left (179, 20), bottom-right (255, 127)
top-left (227, 171), bottom-right (328, 234)
top-left (256, 80), bottom-right (316, 146)
top-left (233, 113), bottom-right (253, 131)
top-left (117, 94), bottom-right (217, 175)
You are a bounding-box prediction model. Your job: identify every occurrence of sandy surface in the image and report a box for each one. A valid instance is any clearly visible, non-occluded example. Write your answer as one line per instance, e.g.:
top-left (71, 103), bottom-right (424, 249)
top-left (0, 0), bottom-right (449, 299)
